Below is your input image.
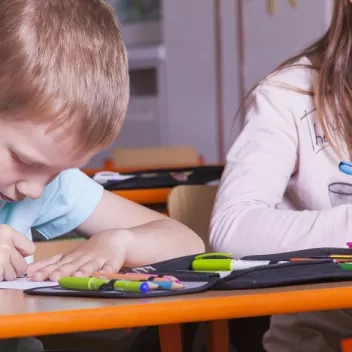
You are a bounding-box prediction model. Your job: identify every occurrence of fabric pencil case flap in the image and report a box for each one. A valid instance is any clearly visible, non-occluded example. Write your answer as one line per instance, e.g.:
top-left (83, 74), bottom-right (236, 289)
top-left (122, 253), bottom-right (221, 281)
top-left (24, 253), bottom-right (220, 298)
top-left (24, 277), bottom-right (218, 299)
top-left (102, 166), bottom-right (224, 191)
top-left (214, 247), bottom-right (352, 290)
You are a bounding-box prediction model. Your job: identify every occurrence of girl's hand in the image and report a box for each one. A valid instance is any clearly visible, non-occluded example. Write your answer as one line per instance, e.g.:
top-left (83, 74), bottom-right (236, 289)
top-left (28, 230), bottom-right (131, 282)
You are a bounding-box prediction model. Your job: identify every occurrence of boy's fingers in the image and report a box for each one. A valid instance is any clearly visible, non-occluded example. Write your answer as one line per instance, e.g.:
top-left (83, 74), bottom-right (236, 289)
top-left (27, 254), bottom-right (63, 277)
top-left (0, 248), bottom-right (11, 281)
top-left (0, 225), bottom-right (34, 257)
top-left (3, 264), bottom-right (17, 281)
top-left (73, 260), bottom-right (101, 278)
top-left (100, 262), bottom-right (117, 273)
top-left (103, 259), bottom-right (123, 274)
top-left (11, 231), bottom-right (36, 257)
top-left (48, 258), bottom-right (86, 281)
top-left (11, 248), bottom-right (28, 277)
top-left (30, 262), bottom-right (63, 282)
top-left (32, 255), bottom-right (87, 282)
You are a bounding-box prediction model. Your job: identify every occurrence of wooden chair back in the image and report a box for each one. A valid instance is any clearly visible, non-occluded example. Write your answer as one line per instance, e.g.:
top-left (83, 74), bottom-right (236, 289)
top-left (111, 146), bottom-right (201, 169)
top-left (167, 185), bottom-right (218, 251)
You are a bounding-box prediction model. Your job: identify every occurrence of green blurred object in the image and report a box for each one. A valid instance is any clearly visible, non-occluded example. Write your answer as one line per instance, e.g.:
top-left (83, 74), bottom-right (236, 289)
top-left (110, 0), bottom-right (161, 23)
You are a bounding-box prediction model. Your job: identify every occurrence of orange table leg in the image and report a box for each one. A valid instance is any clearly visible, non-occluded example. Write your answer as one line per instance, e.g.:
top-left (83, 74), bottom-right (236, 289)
top-left (342, 337), bottom-right (352, 351)
top-left (206, 320), bottom-right (230, 352)
top-left (159, 324), bottom-right (183, 352)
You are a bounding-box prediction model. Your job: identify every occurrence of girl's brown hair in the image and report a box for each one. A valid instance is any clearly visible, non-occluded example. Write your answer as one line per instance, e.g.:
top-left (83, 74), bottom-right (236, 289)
top-left (246, 0), bottom-right (352, 157)
top-left (0, 0), bottom-right (129, 152)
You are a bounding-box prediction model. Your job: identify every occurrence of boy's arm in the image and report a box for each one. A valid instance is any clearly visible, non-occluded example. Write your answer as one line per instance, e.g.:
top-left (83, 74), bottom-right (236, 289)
top-left (28, 189), bottom-right (205, 281)
top-left (76, 190), bottom-right (205, 267)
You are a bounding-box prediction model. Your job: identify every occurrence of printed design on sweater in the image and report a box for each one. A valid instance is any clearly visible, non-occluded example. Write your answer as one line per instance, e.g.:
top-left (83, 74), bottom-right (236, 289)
top-left (300, 110), bottom-right (352, 207)
top-left (329, 182), bottom-right (352, 207)
top-left (300, 109), bottom-right (329, 154)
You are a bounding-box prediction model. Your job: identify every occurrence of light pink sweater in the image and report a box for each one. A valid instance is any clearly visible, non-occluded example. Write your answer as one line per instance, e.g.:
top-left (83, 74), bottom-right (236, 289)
top-left (210, 58), bottom-right (352, 257)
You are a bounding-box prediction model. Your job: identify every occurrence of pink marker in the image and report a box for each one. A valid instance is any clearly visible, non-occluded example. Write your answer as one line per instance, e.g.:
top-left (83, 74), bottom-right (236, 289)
top-left (346, 242), bottom-right (352, 248)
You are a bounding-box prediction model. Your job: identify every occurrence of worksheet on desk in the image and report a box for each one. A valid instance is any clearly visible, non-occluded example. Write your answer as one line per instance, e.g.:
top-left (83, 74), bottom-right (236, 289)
top-left (0, 278), bottom-right (58, 290)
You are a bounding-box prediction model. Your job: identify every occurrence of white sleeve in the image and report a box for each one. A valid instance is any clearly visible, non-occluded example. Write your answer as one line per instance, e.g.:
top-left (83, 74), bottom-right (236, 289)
top-left (210, 88), bottom-right (352, 257)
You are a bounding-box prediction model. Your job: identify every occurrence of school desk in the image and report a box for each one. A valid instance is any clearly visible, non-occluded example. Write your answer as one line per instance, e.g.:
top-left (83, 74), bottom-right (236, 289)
top-left (84, 164), bottom-right (223, 205)
top-left (34, 238), bottom-right (85, 261)
top-left (2, 282), bottom-right (352, 352)
top-left (112, 188), bottom-right (170, 204)
top-left (83, 161), bottom-right (205, 177)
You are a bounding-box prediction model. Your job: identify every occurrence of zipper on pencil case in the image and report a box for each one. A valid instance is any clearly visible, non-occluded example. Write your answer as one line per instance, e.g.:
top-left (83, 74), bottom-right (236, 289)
top-left (222, 258), bottom-right (335, 282)
top-left (222, 247), bottom-right (352, 282)
top-left (242, 247), bottom-right (352, 262)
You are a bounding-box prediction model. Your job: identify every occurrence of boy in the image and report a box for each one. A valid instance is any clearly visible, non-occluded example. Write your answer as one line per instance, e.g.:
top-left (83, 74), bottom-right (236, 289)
top-left (0, 0), bottom-right (204, 284)
top-left (0, 0), bottom-right (204, 280)
top-left (0, 1), bottom-right (204, 350)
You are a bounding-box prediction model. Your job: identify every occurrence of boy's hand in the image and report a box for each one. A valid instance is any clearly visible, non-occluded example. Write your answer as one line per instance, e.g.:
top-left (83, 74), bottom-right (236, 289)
top-left (28, 230), bottom-right (131, 282)
top-left (0, 225), bottom-right (36, 281)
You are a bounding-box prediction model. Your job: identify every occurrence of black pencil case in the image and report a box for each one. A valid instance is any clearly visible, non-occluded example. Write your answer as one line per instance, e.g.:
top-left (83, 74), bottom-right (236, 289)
top-left (24, 247), bottom-right (352, 298)
top-left (100, 165), bottom-right (224, 190)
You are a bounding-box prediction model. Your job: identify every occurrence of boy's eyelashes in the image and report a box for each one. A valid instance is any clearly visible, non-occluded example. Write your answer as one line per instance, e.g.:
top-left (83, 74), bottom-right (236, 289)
top-left (12, 152), bottom-right (34, 167)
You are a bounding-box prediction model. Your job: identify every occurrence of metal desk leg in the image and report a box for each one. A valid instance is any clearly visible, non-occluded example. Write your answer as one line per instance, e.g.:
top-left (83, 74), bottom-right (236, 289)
top-left (206, 320), bottom-right (230, 352)
top-left (159, 324), bottom-right (183, 352)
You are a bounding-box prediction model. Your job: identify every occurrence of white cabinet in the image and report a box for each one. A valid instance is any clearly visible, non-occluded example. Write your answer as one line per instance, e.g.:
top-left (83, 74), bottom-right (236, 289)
top-left (87, 0), bottom-right (332, 167)
top-left (243, 0), bottom-right (331, 90)
top-left (221, 0), bottom-right (332, 155)
top-left (162, 0), bottom-right (219, 162)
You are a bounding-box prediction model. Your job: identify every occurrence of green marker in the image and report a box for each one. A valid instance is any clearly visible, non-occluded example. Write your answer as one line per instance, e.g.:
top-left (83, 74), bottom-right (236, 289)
top-left (192, 259), bottom-right (288, 271)
top-left (339, 263), bottom-right (352, 271)
top-left (192, 259), bottom-right (233, 271)
top-left (59, 277), bottom-right (150, 293)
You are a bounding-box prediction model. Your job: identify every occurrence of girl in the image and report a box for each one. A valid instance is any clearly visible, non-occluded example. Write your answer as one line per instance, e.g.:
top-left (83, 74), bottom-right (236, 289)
top-left (210, 0), bottom-right (352, 351)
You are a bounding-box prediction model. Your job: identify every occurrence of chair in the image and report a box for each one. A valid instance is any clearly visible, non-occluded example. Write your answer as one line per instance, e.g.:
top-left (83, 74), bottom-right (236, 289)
top-left (168, 185), bottom-right (218, 251)
top-left (110, 145), bottom-right (202, 169)
top-left (167, 185), bottom-right (270, 352)
top-left (168, 185), bottom-right (227, 351)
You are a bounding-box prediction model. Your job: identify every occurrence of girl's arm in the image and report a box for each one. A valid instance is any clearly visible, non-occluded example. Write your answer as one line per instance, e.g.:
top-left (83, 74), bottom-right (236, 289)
top-left (210, 87), bottom-right (352, 257)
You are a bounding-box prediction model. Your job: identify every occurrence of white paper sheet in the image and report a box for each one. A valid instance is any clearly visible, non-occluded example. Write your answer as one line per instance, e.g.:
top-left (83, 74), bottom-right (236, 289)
top-left (0, 278), bottom-right (58, 290)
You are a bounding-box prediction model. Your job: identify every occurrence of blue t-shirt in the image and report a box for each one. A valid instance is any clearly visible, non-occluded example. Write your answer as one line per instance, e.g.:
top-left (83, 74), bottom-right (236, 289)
top-left (0, 168), bottom-right (104, 242)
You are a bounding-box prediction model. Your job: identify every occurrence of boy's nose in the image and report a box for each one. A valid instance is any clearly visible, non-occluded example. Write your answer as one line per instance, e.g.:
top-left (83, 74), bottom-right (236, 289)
top-left (16, 181), bottom-right (45, 200)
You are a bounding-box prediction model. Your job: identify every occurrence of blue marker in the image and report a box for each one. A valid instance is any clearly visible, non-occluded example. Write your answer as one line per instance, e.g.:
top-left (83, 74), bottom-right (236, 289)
top-left (339, 161), bottom-right (352, 175)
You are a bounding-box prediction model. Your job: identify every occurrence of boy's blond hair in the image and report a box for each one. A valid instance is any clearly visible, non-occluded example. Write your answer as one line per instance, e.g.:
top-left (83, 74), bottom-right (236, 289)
top-left (0, 0), bottom-right (129, 151)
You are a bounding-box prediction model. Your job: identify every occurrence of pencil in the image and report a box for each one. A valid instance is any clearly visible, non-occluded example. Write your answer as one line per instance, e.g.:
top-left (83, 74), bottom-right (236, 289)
top-left (142, 281), bottom-right (159, 290)
top-left (92, 272), bottom-right (180, 283)
top-left (290, 258), bottom-right (352, 263)
top-left (311, 255), bottom-right (352, 259)
top-left (156, 281), bottom-right (184, 290)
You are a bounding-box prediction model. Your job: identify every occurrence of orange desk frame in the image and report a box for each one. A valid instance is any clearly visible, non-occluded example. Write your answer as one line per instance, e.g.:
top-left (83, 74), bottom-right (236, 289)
top-left (2, 282), bottom-right (352, 351)
top-left (342, 338), bottom-right (352, 352)
top-left (84, 163), bottom-right (222, 205)
top-left (112, 188), bottom-right (171, 205)
top-left (83, 158), bottom-right (206, 177)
